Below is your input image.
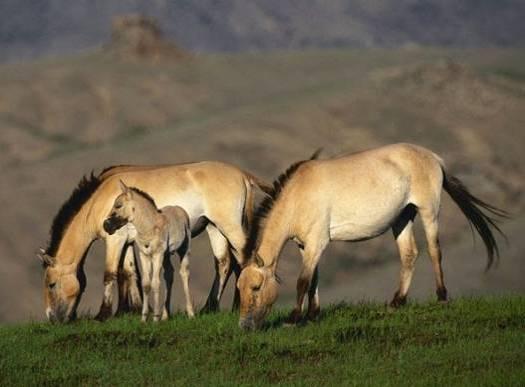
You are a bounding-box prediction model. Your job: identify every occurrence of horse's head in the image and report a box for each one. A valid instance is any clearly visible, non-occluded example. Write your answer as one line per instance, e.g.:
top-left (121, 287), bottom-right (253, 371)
top-left (39, 250), bottom-right (80, 323)
top-left (237, 255), bottom-right (279, 330)
top-left (103, 180), bottom-right (134, 235)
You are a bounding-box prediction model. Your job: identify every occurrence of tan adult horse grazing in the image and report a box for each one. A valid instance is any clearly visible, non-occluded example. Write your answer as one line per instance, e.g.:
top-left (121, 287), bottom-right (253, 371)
top-left (39, 162), bottom-right (271, 323)
top-left (237, 143), bottom-right (507, 330)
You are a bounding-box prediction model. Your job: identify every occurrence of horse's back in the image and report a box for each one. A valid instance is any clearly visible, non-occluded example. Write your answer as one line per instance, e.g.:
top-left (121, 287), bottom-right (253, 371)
top-left (288, 143), bottom-right (445, 241)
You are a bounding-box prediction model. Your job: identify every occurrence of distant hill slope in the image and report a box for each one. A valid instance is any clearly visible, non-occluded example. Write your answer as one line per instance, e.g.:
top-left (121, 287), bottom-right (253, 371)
top-left (1, 0), bottom-right (525, 62)
top-left (0, 46), bottom-right (524, 322)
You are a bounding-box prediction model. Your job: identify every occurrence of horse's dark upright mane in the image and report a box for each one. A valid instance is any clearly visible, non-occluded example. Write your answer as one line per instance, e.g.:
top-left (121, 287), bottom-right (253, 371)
top-left (243, 149), bottom-right (322, 261)
top-left (46, 172), bottom-right (103, 257)
top-left (130, 187), bottom-right (160, 211)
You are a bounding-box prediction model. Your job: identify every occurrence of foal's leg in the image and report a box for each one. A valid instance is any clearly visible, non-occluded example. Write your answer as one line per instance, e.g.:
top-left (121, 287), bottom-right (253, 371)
top-left (151, 252), bottom-right (164, 322)
top-left (96, 236), bottom-right (126, 321)
top-left (390, 206), bottom-right (419, 308)
top-left (420, 208), bottom-right (448, 303)
top-left (178, 244), bottom-right (195, 318)
top-left (201, 224), bottom-right (234, 313)
top-left (140, 256), bottom-right (152, 322)
top-left (287, 239), bottom-right (328, 324)
top-left (162, 251), bottom-right (174, 320)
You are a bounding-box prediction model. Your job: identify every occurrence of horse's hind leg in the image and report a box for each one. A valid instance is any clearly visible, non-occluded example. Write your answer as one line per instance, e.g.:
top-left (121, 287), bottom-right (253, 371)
top-left (420, 208), bottom-right (448, 303)
top-left (178, 247), bottom-right (195, 318)
top-left (201, 224), bottom-right (234, 313)
top-left (390, 205), bottom-right (419, 308)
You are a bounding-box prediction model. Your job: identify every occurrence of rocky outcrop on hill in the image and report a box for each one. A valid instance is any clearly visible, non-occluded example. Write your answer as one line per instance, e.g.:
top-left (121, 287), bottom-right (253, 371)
top-left (107, 14), bottom-right (185, 62)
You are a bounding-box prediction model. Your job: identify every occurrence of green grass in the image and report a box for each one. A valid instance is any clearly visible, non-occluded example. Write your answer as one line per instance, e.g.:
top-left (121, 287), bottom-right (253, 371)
top-left (1, 297), bottom-right (524, 386)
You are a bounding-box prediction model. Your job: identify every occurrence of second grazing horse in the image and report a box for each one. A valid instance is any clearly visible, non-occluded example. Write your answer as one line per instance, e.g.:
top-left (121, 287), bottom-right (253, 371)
top-left (237, 143), bottom-right (507, 330)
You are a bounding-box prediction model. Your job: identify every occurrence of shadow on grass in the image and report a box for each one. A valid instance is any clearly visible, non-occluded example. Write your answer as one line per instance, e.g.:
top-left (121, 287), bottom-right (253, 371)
top-left (263, 301), bottom-right (362, 331)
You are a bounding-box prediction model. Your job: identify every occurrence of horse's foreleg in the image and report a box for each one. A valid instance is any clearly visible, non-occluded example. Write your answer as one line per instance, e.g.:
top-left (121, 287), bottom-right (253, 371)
top-left (390, 207), bottom-right (419, 308)
top-left (287, 240), bottom-right (327, 325)
top-left (178, 248), bottom-right (195, 318)
top-left (420, 209), bottom-right (448, 303)
top-left (95, 237), bottom-right (126, 321)
top-left (306, 266), bottom-right (320, 321)
top-left (117, 244), bottom-right (142, 315)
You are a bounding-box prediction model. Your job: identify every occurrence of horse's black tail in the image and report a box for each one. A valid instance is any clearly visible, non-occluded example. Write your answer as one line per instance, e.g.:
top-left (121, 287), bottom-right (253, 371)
top-left (442, 169), bottom-right (509, 270)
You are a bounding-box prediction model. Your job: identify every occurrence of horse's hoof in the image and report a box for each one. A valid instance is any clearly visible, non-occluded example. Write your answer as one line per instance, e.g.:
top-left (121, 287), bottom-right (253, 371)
top-left (200, 303), bottom-right (219, 315)
top-left (306, 308), bottom-right (321, 322)
top-left (284, 310), bottom-right (302, 326)
top-left (95, 305), bottom-right (113, 322)
top-left (389, 292), bottom-right (407, 309)
top-left (436, 287), bottom-right (448, 304)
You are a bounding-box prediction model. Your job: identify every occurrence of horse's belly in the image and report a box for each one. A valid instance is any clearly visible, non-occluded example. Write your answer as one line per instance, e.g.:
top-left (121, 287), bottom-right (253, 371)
top-left (329, 217), bottom-right (393, 241)
top-left (155, 192), bottom-right (204, 228)
top-left (328, 199), bottom-right (407, 241)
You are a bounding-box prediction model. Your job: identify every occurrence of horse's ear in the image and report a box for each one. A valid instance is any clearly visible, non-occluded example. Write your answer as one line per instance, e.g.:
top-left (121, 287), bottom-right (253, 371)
top-left (119, 179), bottom-right (130, 195)
top-left (255, 253), bottom-right (264, 268)
top-left (37, 248), bottom-right (54, 267)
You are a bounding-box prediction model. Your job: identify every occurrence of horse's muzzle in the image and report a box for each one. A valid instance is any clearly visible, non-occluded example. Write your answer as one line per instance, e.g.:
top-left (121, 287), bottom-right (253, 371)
top-left (103, 216), bottom-right (127, 235)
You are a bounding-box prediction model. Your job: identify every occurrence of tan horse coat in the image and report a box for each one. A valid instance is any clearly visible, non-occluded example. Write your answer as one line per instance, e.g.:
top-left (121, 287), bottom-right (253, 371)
top-left (41, 161), bottom-right (270, 322)
top-left (237, 143), bottom-right (506, 330)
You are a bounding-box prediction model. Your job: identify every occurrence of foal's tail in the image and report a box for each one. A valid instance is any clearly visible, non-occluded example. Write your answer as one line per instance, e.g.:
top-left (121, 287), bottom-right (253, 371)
top-left (442, 168), bottom-right (508, 270)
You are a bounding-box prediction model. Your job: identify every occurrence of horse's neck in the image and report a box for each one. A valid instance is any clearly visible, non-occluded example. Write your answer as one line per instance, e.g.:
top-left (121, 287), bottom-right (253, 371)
top-left (132, 198), bottom-right (162, 237)
top-left (55, 206), bottom-right (96, 267)
top-left (257, 201), bottom-right (292, 271)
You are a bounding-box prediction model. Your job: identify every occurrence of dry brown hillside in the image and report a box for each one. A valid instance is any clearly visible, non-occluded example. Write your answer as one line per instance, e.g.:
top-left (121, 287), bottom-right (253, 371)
top-left (0, 39), bottom-right (524, 322)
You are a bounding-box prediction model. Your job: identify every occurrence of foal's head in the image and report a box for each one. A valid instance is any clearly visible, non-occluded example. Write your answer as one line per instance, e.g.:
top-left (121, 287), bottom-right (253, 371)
top-left (103, 180), bottom-right (136, 235)
top-left (237, 255), bottom-right (279, 330)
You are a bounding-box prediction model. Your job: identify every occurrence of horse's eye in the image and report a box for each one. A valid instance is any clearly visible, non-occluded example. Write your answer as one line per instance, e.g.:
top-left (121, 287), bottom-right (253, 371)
top-left (144, 244), bottom-right (150, 249)
top-left (115, 204), bottom-right (122, 209)
top-left (48, 283), bottom-right (56, 290)
top-left (252, 284), bottom-right (261, 291)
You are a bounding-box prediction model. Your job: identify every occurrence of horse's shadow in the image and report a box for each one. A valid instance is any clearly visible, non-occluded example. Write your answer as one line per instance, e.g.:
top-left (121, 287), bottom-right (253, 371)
top-left (263, 302), bottom-right (352, 331)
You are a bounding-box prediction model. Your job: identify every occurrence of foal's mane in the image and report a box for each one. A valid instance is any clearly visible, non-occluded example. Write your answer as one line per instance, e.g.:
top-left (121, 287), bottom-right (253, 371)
top-left (243, 149), bottom-right (322, 261)
top-left (129, 187), bottom-right (160, 212)
top-left (46, 172), bottom-right (103, 256)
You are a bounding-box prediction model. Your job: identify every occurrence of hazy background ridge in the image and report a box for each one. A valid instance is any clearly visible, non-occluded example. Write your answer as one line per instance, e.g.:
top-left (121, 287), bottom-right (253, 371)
top-left (1, 0), bottom-right (525, 63)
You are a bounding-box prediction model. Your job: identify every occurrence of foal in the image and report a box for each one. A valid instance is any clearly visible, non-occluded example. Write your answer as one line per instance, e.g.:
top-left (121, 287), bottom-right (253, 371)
top-left (104, 180), bottom-right (194, 321)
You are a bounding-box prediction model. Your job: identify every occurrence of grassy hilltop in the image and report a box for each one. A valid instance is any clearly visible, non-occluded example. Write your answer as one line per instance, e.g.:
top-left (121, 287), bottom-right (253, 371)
top-left (1, 297), bottom-right (524, 385)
